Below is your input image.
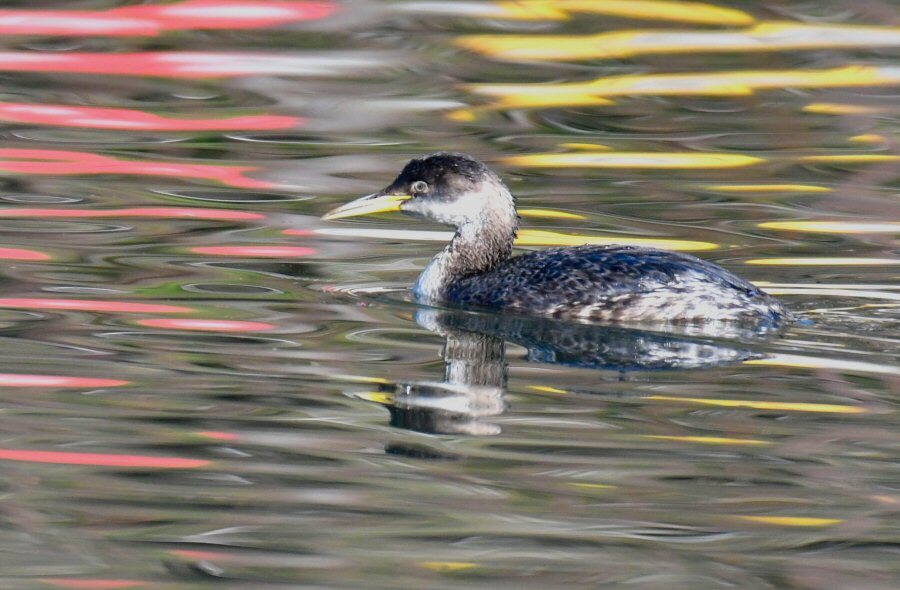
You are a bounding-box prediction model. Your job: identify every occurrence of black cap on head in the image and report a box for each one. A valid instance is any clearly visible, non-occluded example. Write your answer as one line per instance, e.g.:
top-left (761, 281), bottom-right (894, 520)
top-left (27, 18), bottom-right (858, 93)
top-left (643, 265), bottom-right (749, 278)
top-left (385, 152), bottom-right (495, 201)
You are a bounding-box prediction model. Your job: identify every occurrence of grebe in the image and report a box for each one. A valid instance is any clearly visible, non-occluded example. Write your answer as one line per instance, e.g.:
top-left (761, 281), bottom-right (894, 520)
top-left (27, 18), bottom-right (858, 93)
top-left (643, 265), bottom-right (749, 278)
top-left (323, 152), bottom-right (791, 325)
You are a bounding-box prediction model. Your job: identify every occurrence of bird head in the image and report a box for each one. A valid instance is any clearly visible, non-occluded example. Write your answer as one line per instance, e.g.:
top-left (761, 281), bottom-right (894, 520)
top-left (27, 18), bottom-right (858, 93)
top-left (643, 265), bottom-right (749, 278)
top-left (323, 152), bottom-right (513, 228)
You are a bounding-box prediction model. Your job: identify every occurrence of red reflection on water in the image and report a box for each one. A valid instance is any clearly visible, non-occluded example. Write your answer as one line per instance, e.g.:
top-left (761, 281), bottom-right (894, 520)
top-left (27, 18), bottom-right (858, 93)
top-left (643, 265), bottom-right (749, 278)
top-left (0, 298), bottom-right (193, 313)
top-left (0, 374), bottom-right (128, 387)
top-left (0, 449), bottom-right (209, 468)
top-left (197, 431), bottom-right (240, 440)
top-left (137, 318), bottom-right (275, 332)
top-left (0, 51), bottom-right (348, 79)
top-left (0, 207), bottom-right (264, 221)
top-left (191, 246), bottom-right (316, 257)
top-left (40, 580), bottom-right (145, 590)
top-left (0, 149), bottom-right (273, 188)
top-left (0, 246), bottom-right (51, 260)
top-left (0, 1), bottom-right (336, 37)
top-left (0, 102), bottom-right (301, 131)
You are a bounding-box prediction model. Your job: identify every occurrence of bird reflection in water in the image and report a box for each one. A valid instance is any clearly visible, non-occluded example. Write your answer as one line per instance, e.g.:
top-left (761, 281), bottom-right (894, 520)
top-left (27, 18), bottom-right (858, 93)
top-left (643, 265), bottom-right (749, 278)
top-left (384, 310), bottom-right (508, 436)
top-left (361, 307), bottom-right (771, 437)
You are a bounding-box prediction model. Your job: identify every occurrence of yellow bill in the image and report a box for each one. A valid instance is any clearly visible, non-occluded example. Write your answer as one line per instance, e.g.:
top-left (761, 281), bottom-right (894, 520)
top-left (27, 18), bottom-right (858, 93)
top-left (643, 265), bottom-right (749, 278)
top-left (322, 193), bottom-right (411, 221)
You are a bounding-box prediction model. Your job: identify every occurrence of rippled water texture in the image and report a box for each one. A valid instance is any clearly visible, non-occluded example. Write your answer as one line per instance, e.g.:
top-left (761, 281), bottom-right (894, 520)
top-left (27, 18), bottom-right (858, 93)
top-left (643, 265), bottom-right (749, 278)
top-left (0, 1), bottom-right (898, 588)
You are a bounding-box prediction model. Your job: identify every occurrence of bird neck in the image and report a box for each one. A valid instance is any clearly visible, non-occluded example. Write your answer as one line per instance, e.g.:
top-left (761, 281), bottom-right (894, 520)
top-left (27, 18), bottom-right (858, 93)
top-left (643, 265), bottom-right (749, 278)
top-left (414, 194), bottom-right (518, 303)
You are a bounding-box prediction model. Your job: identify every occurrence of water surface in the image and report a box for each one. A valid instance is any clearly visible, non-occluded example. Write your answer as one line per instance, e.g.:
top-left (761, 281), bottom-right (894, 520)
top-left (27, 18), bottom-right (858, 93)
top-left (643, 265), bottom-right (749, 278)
top-left (0, 1), bottom-right (898, 588)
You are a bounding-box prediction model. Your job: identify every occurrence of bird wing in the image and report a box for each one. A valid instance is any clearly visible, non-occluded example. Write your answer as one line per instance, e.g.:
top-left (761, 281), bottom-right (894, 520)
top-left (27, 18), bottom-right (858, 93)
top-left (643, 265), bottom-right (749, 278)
top-left (445, 245), bottom-right (762, 318)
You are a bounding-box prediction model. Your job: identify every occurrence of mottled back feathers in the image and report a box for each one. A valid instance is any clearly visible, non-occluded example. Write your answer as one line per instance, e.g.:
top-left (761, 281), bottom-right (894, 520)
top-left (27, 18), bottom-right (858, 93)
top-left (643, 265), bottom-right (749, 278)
top-left (444, 245), bottom-right (790, 323)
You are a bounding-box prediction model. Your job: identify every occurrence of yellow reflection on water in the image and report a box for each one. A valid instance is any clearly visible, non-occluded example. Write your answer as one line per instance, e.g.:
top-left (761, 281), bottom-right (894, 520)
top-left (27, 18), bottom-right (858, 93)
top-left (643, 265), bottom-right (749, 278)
top-left (458, 22), bottom-right (900, 62)
top-left (316, 228), bottom-right (719, 251)
top-left (515, 229), bottom-right (718, 251)
top-left (492, 0), bottom-right (754, 25)
top-left (760, 287), bottom-right (900, 302)
top-left (803, 103), bottom-right (886, 115)
top-left (502, 152), bottom-right (764, 169)
top-left (646, 395), bottom-right (867, 414)
top-left (355, 391), bottom-right (394, 404)
top-left (445, 109), bottom-right (477, 122)
top-left (755, 282), bottom-right (900, 291)
top-left (420, 561), bottom-right (478, 573)
top-left (755, 282), bottom-right (900, 302)
top-left (336, 374), bottom-right (390, 384)
top-left (559, 142), bottom-right (614, 151)
top-left (744, 354), bottom-right (900, 376)
top-left (737, 516), bottom-right (843, 527)
top-left (530, 385), bottom-right (569, 394)
top-left (644, 435), bottom-right (770, 446)
top-left (701, 184), bottom-right (831, 193)
top-left (759, 221), bottom-right (900, 234)
top-left (746, 257), bottom-right (900, 266)
top-left (849, 134), bottom-right (887, 143)
top-left (518, 208), bottom-right (586, 220)
top-left (461, 65), bottom-right (900, 112)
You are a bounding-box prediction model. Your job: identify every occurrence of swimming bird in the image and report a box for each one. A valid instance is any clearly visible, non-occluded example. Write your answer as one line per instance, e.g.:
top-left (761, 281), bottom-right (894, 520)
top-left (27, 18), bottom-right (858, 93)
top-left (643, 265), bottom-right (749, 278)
top-left (322, 152), bottom-right (791, 325)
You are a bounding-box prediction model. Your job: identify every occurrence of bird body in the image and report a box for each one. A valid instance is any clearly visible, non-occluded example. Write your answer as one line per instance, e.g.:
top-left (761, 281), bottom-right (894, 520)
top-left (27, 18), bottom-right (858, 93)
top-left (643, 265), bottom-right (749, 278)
top-left (442, 244), bottom-right (787, 323)
top-left (323, 152), bottom-right (791, 326)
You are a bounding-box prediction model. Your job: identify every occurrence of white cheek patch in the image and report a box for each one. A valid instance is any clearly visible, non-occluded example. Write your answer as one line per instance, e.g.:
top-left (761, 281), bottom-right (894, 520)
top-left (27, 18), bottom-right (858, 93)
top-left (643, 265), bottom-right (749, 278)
top-left (413, 181), bottom-right (499, 226)
top-left (414, 199), bottom-right (465, 226)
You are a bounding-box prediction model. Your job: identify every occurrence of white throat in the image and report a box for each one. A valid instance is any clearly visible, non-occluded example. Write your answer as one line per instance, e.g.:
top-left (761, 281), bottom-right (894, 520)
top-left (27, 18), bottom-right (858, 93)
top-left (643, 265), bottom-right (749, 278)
top-left (413, 225), bottom-right (484, 303)
top-left (412, 181), bottom-right (517, 304)
top-left (414, 253), bottom-right (449, 303)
